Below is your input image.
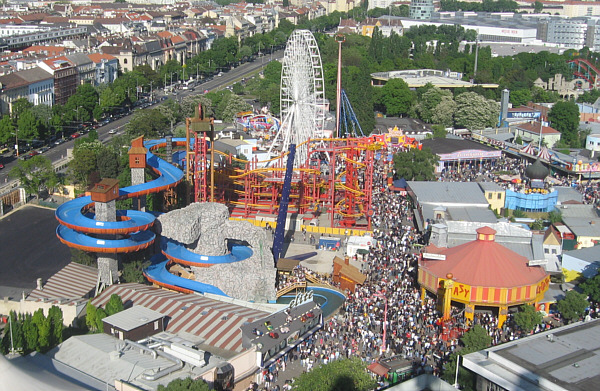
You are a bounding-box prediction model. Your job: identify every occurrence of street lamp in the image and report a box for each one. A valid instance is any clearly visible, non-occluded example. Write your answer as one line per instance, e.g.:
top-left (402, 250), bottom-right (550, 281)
top-left (374, 290), bottom-right (388, 353)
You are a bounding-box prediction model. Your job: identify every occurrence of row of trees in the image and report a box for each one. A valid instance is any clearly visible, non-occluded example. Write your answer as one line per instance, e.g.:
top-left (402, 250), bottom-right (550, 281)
top-left (0, 306), bottom-right (63, 354)
top-left (85, 294), bottom-right (124, 333)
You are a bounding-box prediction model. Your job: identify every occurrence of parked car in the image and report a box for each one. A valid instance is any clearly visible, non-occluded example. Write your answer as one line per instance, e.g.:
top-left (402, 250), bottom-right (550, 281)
top-left (54, 138), bottom-right (66, 145)
top-left (70, 133), bottom-right (80, 139)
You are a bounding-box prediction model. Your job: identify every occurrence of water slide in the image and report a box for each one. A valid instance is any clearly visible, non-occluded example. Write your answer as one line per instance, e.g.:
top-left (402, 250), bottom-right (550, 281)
top-left (56, 138), bottom-right (250, 296)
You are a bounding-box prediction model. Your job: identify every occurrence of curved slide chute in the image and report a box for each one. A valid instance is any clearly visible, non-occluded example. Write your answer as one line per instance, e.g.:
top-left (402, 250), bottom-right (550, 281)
top-left (55, 138), bottom-right (252, 297)
top-left (56, 138), bottom-right (186, 252)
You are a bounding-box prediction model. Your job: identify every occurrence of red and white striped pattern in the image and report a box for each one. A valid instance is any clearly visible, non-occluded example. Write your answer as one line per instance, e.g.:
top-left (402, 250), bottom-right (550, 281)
top-left (27, 262), bottom-right (98, 303)
top-left (520, 143), bottom-right (535, 155)
top-left (93, 283), bottom-right (269, 353)
top-left (538, 147), bottom-right (551, 161)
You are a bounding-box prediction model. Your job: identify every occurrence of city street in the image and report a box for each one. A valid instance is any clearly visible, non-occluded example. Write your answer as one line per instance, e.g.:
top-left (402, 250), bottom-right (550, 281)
top-left (0, 49), bottom-right (284, 191)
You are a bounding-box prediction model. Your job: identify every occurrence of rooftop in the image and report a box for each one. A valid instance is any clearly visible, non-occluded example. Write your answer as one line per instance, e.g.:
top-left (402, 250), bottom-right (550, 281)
top-left (408, 181), bottom-right (490, 205)
top-left (463, 319), bottom-right (600, 391)
top-left (102, 306), bottom-right (165, 331)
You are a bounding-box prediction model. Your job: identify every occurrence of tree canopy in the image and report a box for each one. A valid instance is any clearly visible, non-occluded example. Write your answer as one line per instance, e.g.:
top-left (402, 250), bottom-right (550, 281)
top-left (514, 304), bottom-right (543, 333)
top-left (9, 155), bottom-right (58, 197)
top-left (292, 358), bottom-right (377, 391)
top-left (580, 273), bottom-right (600, 304)
top-left (548, 101), bottom-right (580, 147)
top-left (157, 377), bottom-right (210, 391)
top-left (557, 290), bottom-right (589, 323)
top-left (393, 147), bottom-right (439, 181)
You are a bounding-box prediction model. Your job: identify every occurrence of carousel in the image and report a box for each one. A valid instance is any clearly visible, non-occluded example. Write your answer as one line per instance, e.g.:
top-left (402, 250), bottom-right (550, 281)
top-left (418, 227), bottom-right (550, 327)
top-left (504, 157), bottom-right (558, 212)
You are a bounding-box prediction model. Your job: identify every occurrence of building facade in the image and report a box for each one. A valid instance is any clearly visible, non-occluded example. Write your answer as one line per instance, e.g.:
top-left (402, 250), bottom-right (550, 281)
top-left (409, 0), bottom-right (434, 20)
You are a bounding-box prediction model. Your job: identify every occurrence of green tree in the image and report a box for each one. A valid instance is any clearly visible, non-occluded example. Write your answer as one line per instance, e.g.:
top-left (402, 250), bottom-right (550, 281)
top-left (0, 115), bottom-right (15, 145)
top-left (514, 304), bottom-right (543, 333)
top-left (454, 92), bottom-right (499, 130)
top-left (548, 101), bottom-right (580, 147)
top-left (68, 140), bottom-right (104, 187)
top-left (432, 96), bottom-right (457, 127)
top-left (432, 124), bottom-right (447, 138)
top-left (96, 147), bottom-right (120, 179)
top-left (95, 307), bottom-right (107, 332)
top-left (32, 308), bottom-right (51, 352)
top-left (461, 324), bottom-right (492, 351)
top-left (557, 290), bottom-right (589, 323)
top-left (11, 98), bottom-right (34, 122)
top-left (510, 89), bottom-right (532, 107)
top-left (22, 313), bottom-right (39, 352)
top-left (393, 147), bottom-right (439, 181)
top-left (105, 294), bottom-right (124, 316)
top-left (17, 109), bottom-right (42, 141)
top-left (531, 219), bottom-right (544, 230)
top-left (85, 301), bottom-right (99, 332)
top-left (70, 248), bottom-right (97, 267)
top-left (417, 86), bottom-right (453, 123)
top-left (580, 272), bottom-right (600, 303)
top-left (157, 377), bottom-right (210, 391)
top-left (9, 155), bottom-right (58, 197)
top-left (157, 98), bottom-right (182, 132)
top-left (221, 94), bottom-right (252, 122)
top-left (48, 305), bottom-right (64, 346)
top-left (126, 109), bottom-right (169, 138)
top-left (515, 135), bottom-right (523, 145)
top-left (65, 83), bottom-right (99, 123)
top-left (548, 210), bottom-right (562, 224)
top-left (534, 0), bottom-right (543, 12)
top-left (292, 358), bottom-right (377, 391)
top-left (379, 78), bottom-right (414, 117)
top-left (122, 260), bottom-right (150, 283)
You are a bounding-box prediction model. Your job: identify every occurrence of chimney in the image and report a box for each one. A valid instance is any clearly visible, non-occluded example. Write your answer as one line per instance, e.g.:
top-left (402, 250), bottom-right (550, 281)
top-left (37, 278), bottom-right (43, 290)
top-left (344, 256), bottom-right (350, 266)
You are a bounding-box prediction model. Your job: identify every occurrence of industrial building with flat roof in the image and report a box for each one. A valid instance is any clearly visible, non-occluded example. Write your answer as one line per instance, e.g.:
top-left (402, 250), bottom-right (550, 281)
top-left (463, 319), bottom-right (600, 391)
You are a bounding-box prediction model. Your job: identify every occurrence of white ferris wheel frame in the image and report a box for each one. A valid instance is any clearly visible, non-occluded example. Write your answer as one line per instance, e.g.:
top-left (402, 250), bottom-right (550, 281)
top-left (269, 29), bottom-right (325, 166)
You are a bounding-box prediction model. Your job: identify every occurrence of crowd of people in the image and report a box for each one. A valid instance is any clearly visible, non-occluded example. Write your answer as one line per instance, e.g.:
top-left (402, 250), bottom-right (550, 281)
top-left (249, 151), bottom-right (600, 391)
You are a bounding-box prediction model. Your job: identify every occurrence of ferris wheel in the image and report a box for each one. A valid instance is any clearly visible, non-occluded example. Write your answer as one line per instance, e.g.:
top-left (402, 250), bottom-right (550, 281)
top-left (269, 29), bottom-right (326, 166)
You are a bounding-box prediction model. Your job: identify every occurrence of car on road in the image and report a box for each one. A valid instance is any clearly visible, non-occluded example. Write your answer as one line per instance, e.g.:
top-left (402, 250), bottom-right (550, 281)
top-left (54, 139), bottom-right (66, 145)
top-left (38, 147), bottom-right (50, 153)
top-left (70, 133), bottom-right (80, 139)
top-left (108, 129), bottom-right (117, 134)
top-left (0, 163), bottom-right (4, 169)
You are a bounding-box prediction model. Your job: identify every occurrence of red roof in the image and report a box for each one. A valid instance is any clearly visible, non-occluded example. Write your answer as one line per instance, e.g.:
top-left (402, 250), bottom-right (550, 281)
top-left (421, 227), bottom-right (547, 288)
top-left (518, 122), bottom-right (560, 135)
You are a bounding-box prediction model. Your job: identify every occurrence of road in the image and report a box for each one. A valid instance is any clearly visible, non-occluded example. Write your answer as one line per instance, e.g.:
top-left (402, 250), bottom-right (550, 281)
top-left (0, 49), bottom-right (284, 191)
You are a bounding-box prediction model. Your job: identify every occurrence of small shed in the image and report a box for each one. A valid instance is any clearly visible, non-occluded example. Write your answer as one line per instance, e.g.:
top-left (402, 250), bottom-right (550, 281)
top-left (102, 306), bottom-right (165, 341)
top-left (276, 258), bottom-right (302, 274)
top-left (332, 256), bottom-right (367, 293)
top-left (90, 178), bottom-right (119, 203)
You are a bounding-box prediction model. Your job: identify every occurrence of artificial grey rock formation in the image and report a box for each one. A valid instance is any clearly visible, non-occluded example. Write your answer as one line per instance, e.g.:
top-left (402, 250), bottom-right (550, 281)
top-left (156, 202), bottom-right (229, 256)
top-left (156, 202), bottom-right (277, 302)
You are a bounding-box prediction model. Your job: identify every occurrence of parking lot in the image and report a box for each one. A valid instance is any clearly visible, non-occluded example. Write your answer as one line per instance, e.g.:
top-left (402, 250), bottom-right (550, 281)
top-left (0, 205), bottom-right (72, 299)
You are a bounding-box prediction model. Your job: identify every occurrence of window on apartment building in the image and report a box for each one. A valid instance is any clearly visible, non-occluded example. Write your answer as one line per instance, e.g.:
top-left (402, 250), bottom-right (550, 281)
top-left (154, 321), bottom-right (159, 330)
top-left (488, 193), bottom-right (493, 199)
top-left (544, 248), bottom-right (549, 254)
top-left (124, 59), bottom-right (128, 64)
top-left (497, 193), bottom-right (502, 200)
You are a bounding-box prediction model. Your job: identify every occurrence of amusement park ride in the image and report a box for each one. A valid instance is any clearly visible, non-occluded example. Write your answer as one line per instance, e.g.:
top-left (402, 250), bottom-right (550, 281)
top-left (179, 30), bottom-right (420, 231)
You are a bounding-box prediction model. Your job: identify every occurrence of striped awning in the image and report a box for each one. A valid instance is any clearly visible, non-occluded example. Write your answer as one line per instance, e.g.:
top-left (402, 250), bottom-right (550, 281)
top-left (538, 147), bottom-right (551, 161)
top-left (27, 262), bottom-right (98, 303)
top-left (93, 283), bottom-right (269, 354)
top-left (520, 143), bottom-right (535, 155)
